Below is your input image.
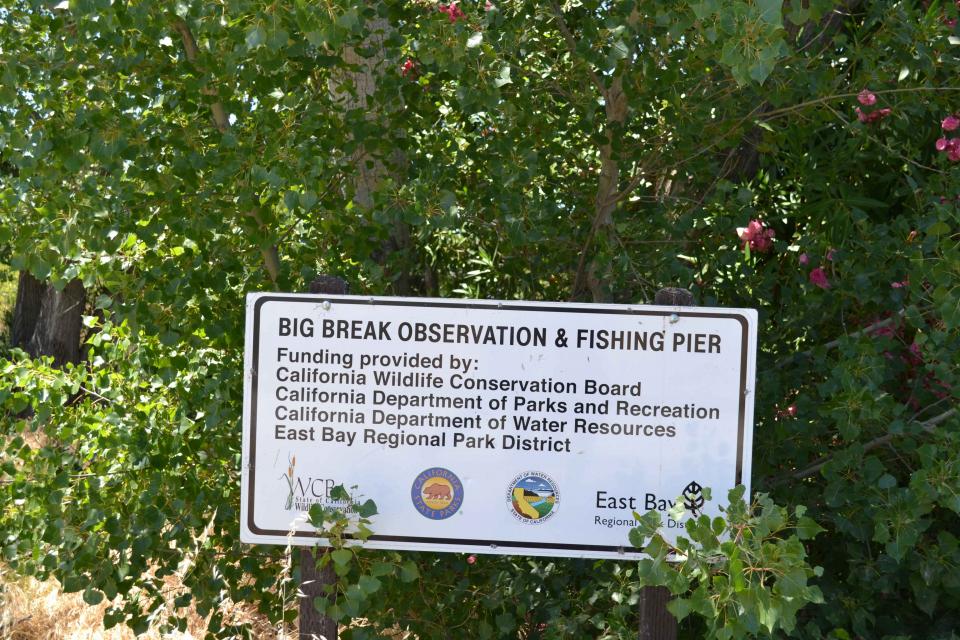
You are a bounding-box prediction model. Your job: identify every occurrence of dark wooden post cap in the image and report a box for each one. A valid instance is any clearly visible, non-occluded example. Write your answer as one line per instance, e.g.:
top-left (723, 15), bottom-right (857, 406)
top-left (654, 287), bottom-right (695, 306)
top-left (309, 275), bottom-right (350, 295)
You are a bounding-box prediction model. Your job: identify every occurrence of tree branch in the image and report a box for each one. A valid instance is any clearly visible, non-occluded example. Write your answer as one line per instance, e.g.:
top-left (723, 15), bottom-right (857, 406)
top-left (776, 310), bottom-right (908, 367)
top-left (765, 407), bottom-right (958, 487)
top-left (172, 18), bottom-right (229, 133)
top-left (571, 73), bottom-right (628, 302)
top-left (547, 0), bottom-right (606, 97)
top-left (172, 18), bottom-right (281, 284)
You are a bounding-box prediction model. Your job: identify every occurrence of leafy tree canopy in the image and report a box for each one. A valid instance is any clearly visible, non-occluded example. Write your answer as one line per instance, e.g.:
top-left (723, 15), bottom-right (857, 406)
top-left (0, 0), bottom-right (958, 638)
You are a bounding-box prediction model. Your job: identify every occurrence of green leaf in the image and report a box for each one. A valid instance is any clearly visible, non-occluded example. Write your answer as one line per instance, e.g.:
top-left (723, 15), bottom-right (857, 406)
top-left (877, 474), bottom-right (897, 489)
top-left (245, 25), bottom-right (266, 50)
top-left (749, 59), bottom-right (774, 84)
top-left (308, 503), bottom-right (325, 528)
top-left (400, 561), bottom-right (419, 582)
top-left (356, 499), bottom-right (377, 518)
top-left (330, 484), bottom-right (350, 501)
top-left (283, 190), bottom-right (299, 212)
top-left (494, 65), bottom-right (512, 87)
top-left (788, 5), bottom-right (809, 24)
top-left (796, 516), bottom-right (825, 540)
top-left (757, 0), bottom-right (783, 25)
top-left (83, 587), bottom-right (104, 605)
top-left (62, 576), bottom-right (85, 593)
top-left (358, 575), bottom-right (381, 595)
top-left (495, 612), bottom-right (515, 633)
top-left (690, 1), bottom-right (718, 20)
top-left (331, 549), bottom-right (353, 567)
top-left (666, 597), bottom-right (692, 622)
top-left (370, 562), bottom-right (395, 577)
top-left (628, 527), bottom-right (646, 549)
top-left (729, 549), bottom-right (745, 591)
top-left (300, 190), bottom-right (318, 211)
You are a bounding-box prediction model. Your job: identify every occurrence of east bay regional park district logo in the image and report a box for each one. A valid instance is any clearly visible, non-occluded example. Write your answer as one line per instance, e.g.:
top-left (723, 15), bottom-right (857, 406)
top-left (508, 471), bottom-right (559, 524)
top-left (411, 467), bottom-right (464, 520)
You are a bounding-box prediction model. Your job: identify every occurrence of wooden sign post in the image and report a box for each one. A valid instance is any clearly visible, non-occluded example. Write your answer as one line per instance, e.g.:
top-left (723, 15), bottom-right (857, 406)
top-left (299, 276), bottom-right (350, 640)
top-left (634, 287), bottom-right (696, 640)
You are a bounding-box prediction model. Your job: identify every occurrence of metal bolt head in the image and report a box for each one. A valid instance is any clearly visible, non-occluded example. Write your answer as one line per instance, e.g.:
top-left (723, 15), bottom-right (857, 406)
top-left (669, 313), bottom-right (679, 324)
top-left (322, 300), bottom-right (331, 310)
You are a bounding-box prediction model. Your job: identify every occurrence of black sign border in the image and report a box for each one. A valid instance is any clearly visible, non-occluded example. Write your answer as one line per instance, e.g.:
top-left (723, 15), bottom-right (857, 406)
top-left (246, 295), bottom-right (752, 552)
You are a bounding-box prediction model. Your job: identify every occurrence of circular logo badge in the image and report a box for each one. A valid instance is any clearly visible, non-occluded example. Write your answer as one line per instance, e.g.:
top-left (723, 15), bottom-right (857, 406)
top-left (507, 471), bottom-right (559, 524)
top-left (411, 467), bottom-right (464, 520)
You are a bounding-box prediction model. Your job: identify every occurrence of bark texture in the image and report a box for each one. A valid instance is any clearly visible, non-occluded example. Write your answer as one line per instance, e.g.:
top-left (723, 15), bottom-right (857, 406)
top-left (299, 548), bottom-right (338, 640)
top-left (12, 272), bottom-right (86, 367)
top-left (328, 17), bottom-right (412, 295)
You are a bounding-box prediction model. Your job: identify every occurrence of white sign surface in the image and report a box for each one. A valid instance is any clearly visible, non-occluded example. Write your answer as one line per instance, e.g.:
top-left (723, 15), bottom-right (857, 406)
top-left (241, 294), bottom-right (757, 559)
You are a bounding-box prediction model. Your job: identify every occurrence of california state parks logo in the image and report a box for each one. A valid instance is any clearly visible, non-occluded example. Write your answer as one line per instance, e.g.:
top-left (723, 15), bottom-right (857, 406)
top-left (507, 471), bottom-right (559, 524)
top-left (411, 467), bottom-right (464, 520)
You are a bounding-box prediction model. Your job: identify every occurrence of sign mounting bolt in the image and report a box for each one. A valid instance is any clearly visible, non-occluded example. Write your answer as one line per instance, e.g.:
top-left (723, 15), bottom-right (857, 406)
top-left (669, 313), bottom-right (679, 324)
top-left (322, 300), bottom-right (331, 311)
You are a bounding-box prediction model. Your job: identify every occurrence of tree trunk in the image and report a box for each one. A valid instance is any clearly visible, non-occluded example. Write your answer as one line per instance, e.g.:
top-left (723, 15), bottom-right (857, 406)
top-left (10, 271), bottom-right (45, 350)
top-left (328, 14), bottom-right (412, 295)
top-left (585, 75), bottom-right (627, 303)
top-left (11, 272), bottom-right (86, 367)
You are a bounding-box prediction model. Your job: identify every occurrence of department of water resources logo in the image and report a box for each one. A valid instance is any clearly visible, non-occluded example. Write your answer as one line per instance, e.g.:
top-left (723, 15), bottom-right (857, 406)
top-left (411, 467), bottom-right (464, 520)
top-left (507, 471), bottom-right (559, 524)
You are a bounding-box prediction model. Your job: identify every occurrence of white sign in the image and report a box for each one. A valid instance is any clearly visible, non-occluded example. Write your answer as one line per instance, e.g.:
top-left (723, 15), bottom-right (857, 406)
top-left (241, 294), bottom-right (757, 559)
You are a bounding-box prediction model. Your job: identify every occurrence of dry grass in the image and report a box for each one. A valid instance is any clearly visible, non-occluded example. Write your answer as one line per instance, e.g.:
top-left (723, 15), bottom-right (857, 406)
top-left (0, 568), bottom-right (415, 640)
top-left (0, 567), bottom-right (287, 640)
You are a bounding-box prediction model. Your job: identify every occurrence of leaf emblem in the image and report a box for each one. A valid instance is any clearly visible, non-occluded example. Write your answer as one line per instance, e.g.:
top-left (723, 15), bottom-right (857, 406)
top-left (682, 481), bottom-right (704, 516)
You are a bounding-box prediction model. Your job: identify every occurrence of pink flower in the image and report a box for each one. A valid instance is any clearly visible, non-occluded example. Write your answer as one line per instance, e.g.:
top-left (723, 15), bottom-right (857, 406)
top-left (485, 0), bottom-right (494, 9)
top-left (401, 58), bottom-right (415, 77)
top-left (809, 267), bottom-right (830, 289)
top-left (937, 137), bottom-right (960, 162)
top-left (856, 106), bottom-right (892, 124)
top-left (467, 555), bottom-right (476, 564)
top-left (826, 248), bottom-right (836, 261)
top-left (438, 2), bottom-right (465, 21)
top-left (857, 89), bottom-right (877, 106)
top-left (737, 219), bottom-right (775, 253)
top-left (891, 278), bottom-right (909, 289)
top-left (942, 115), bottom-right (960, 131)
top-left (906, 342), bottom-right (924, 366)
top-left (798, 253), bottom-right (809, 265)
top-left (869, 321), bottom-right (897, 340)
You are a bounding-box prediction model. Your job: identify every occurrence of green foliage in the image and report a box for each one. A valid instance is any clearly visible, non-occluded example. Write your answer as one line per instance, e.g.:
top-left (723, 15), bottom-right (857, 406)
top-left (0, 264), bottom-right (16, 345)
top-left (1, 0), bottom-right (958, 638)
top-left (629, 488), bottom-right (825, 639)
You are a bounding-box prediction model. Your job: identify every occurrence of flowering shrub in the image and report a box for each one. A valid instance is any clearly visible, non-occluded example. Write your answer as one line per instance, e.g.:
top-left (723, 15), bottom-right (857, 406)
top-left (737, 219), bottom-right (775, 253)
top-left (808, 266), bottom-right (830, 289)
top-left (936, 114), bottom-right (960, 161)
top-left (855, 89), bottom-right (892, 123)
top-left (438, 2), bottom-right (465, 22)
